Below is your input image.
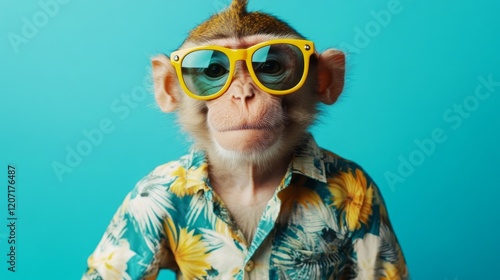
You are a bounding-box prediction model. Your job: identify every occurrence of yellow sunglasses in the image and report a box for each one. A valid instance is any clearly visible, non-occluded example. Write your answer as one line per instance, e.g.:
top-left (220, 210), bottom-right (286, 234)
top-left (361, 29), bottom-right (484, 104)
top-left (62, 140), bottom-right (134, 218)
top-left (170, 39), bottom-right (315, 100)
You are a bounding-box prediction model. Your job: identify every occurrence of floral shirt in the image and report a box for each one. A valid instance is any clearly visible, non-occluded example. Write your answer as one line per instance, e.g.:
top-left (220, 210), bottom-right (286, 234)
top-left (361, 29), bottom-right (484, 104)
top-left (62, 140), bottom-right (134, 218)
top-left (83, 135), bottom-right (409, 280)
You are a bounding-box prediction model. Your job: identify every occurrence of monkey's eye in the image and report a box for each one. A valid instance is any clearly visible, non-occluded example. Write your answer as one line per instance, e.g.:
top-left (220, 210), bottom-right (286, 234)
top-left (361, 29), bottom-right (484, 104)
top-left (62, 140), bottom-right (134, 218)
top-left (256, 60), bottom-right (282, 75)
top-left (204, 63), bottom-right (228, 78)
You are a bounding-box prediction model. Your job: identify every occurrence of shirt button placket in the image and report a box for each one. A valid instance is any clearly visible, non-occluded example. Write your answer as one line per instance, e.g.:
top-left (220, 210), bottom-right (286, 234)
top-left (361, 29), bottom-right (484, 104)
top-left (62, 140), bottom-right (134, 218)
top-left (244, 260), bottom-right (255, 272)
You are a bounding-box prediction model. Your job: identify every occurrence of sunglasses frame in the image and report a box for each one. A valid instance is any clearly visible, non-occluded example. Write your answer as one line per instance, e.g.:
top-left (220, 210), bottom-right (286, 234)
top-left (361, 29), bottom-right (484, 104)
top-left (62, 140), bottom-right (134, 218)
top-left (170, 39), bottom-right (315, 100)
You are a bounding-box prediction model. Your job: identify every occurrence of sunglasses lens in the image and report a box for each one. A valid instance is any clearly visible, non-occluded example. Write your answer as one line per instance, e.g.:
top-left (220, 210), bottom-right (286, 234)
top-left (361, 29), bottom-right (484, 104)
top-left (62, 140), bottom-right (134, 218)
top-left (181, 50), bottom-right (230, 97)
top-left (252, 43), bottom-right (305, 91)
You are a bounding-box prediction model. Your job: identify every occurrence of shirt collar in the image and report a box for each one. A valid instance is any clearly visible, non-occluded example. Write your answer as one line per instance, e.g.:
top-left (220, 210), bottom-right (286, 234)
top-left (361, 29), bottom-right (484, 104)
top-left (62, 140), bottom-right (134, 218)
top-left (290, 134), bottom-right (328, 184)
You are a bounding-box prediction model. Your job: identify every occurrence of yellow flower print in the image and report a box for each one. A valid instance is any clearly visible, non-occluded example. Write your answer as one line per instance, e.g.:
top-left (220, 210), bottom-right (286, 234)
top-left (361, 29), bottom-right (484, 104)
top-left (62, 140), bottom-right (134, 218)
top-left (165, 218), bottom-right (211, 279)
top-left (279, 179), bottom-right (322, 209)
top-left (381, 262), bottom-right (402, 280)
top-left (328, 169), bottom-right (373, 231)
top-left (170, 164), bottom-right (208, 197)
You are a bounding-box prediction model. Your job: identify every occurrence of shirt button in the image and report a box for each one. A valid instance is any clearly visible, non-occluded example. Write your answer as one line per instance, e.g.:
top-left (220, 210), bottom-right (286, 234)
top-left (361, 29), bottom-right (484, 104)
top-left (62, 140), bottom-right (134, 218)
top-left (244, 260), bottom-right (255, 272)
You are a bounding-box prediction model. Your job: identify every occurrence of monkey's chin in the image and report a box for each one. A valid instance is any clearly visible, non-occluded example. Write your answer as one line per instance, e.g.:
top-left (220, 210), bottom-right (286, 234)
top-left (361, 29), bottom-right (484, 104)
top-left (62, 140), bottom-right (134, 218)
top-left (211, 129), bottom-right (284, 165)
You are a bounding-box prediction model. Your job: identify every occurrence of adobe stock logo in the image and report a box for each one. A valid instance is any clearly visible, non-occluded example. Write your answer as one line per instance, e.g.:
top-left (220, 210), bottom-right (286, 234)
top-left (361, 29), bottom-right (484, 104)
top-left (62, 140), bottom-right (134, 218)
top-left (7, 0), bottom-right (72, 54)
top-left (384, 74), bottom-right (500, 191)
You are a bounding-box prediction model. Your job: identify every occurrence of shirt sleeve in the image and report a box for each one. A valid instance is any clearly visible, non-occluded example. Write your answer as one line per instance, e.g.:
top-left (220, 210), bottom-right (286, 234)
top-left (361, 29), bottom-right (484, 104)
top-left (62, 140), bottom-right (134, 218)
top-left (348, 167), bottom-right (409, 280)
top-left (82, 178), bottom-right (177, 280)
top-left (339, 166), bottom-right (409, 280)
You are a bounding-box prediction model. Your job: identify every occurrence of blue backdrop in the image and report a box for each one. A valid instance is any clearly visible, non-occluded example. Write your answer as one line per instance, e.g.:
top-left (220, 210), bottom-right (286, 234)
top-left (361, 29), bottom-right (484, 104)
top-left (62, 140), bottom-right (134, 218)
top-left (1, 0), bottom-right (499, 279)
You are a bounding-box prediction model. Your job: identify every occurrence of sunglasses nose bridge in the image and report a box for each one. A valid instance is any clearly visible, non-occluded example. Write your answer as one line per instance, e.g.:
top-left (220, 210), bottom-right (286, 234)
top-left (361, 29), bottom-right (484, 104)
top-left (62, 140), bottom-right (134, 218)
top-left (228, 49), bottom-right (248, 63)
top-left (227, 49), bottom-right (254, 79)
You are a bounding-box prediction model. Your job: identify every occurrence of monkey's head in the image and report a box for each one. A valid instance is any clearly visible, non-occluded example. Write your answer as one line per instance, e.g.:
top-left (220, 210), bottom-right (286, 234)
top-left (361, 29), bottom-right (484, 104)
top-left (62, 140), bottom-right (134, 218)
top-left (152, 0), bottom-right (345, 168)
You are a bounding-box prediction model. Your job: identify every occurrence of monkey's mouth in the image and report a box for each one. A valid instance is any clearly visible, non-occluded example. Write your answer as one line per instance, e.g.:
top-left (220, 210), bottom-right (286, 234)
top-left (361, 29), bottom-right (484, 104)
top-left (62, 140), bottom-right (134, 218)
top-left (219, 124), bottom-right (281, 132)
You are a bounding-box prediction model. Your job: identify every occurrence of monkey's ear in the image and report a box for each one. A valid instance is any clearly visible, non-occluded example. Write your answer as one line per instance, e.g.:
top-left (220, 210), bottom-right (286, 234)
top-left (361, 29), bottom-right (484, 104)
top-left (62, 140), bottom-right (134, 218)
top-left (151, 54), bottom-right (179, 112)
top-left (316, 49), bottom-right (345, 105)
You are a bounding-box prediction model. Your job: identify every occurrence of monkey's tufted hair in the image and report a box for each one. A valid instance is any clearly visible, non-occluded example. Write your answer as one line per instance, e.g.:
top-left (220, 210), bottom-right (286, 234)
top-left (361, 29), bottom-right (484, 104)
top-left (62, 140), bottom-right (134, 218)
top-left (186, 0), bottom-right (304, 43)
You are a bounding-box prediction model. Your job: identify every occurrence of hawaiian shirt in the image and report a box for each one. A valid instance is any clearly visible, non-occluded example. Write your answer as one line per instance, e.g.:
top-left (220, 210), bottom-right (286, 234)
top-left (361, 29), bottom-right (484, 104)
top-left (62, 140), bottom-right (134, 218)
top-left (82, 135), bottom-right (409, 280)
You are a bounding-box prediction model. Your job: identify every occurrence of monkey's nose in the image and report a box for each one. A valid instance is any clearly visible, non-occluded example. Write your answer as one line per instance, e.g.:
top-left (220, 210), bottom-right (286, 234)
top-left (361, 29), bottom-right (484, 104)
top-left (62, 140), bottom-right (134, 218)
top-left (231, 77), bottom-right (255, 102)
top-left (230, 62), bottom-right (255, 102)
top-left (231, 82), bottom-right (255, 102)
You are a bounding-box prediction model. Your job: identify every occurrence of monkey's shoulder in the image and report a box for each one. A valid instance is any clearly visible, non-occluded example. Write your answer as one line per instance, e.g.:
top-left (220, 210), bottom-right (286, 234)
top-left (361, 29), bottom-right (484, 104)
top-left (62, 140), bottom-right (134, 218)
top-left (130, 151), bottom-right (209, 197)
top-left (321, 149), bottom-right (374, 179)
top-left (295, 143), bottom-right (376, 186)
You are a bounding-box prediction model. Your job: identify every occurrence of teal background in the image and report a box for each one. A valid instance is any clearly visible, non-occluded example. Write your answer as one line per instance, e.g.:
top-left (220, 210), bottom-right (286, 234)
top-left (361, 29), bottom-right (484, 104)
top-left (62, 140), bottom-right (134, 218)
top-left (0, 0), bottom-right (499, 279)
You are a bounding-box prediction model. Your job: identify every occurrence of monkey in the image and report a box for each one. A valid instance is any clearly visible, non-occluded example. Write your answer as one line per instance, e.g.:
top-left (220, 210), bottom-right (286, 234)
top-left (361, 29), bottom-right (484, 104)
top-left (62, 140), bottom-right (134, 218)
top-left (83, 1), bottom-right (409, 279)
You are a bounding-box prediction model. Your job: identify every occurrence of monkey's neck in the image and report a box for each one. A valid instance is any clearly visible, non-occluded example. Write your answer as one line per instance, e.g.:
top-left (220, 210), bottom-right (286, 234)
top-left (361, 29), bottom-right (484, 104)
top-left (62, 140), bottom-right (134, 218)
top-left (207, 152), bottom-right (291, 201)
top-left (207, 153), bottom-right (290, 244)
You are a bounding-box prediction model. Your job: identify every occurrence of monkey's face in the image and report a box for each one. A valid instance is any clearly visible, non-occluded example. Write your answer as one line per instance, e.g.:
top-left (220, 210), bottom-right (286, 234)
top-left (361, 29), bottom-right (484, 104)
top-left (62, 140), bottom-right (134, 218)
top-left (193, 36), bottom-right (304, 155)
top-left (152, 34), bottom-right (345, 164)
top-left (204, 67), bottom-right (286, 154)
